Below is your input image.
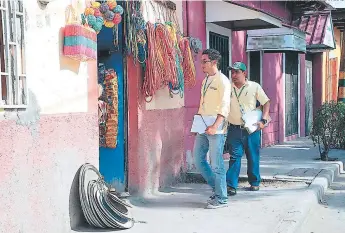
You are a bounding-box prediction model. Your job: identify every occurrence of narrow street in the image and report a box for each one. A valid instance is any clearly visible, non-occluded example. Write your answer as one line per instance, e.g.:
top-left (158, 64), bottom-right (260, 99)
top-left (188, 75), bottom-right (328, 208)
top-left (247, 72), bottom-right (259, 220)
top-left (75, 181), bottom-right (310, 233)
top-left (297, 173), bottom-right (345, 233)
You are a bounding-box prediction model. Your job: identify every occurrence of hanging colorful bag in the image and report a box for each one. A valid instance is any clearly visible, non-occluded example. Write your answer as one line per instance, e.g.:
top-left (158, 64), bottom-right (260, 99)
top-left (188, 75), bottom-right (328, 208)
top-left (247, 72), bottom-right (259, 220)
top-left (63, 4), bottom-right (97, 62)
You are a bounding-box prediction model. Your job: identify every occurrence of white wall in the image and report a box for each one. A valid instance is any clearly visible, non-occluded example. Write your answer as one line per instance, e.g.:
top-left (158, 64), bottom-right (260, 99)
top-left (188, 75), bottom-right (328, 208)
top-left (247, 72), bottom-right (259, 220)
top-left (25, 0), bottom-right (90, 115)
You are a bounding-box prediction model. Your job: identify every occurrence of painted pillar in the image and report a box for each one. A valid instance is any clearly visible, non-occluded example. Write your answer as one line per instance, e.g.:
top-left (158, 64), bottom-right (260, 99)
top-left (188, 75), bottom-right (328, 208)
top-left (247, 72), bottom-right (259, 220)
top-left (183, 0), bottom-right (207, 171)
top-left (231, 31), bottom-right (247, 63)
top-left (261, 53), bottom-right (283, 146)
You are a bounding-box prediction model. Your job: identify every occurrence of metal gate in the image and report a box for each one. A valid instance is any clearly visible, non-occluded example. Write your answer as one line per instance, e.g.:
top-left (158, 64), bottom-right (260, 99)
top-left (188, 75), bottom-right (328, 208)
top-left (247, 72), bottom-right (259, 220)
top-left (285, 52), bottom-right (299, 137)
top-left (209, 31), bottom-right (229, 75)
top-left (305, 60), bottom-right (313, 136)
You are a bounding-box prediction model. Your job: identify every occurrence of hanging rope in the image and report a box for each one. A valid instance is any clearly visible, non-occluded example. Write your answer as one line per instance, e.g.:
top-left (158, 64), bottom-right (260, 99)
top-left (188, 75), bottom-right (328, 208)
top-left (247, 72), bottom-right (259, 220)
top-left (166, 22), bottom-right (184, 98)
top-left (142, 22), bottom-right (160, 102)
top-left (179, 37), bottom-right (196, 89)
top-left (155, 23), bottom-right (177, 88)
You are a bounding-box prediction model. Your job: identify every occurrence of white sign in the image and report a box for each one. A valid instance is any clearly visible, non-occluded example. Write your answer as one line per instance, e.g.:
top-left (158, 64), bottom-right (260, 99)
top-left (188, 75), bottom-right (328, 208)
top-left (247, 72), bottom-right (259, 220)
top-left (247, 34), bottom-right (306, 53)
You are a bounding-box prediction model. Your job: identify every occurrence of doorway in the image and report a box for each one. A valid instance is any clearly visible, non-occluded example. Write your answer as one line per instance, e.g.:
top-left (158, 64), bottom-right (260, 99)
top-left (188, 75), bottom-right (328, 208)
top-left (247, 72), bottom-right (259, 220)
top-left (249, 51), bottom-right (262, 84)
top-left (97, 22), bottom-right (128, 192)
top-left (285, 52), bottom-right (299, 137)
top-left (305, 60), bottom-right (313, 136)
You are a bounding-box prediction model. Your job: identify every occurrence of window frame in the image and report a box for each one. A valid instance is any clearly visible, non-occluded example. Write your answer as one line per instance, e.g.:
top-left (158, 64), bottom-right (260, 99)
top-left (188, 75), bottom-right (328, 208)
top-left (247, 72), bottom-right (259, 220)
top-left (0, 0), bottom-right (28, 109)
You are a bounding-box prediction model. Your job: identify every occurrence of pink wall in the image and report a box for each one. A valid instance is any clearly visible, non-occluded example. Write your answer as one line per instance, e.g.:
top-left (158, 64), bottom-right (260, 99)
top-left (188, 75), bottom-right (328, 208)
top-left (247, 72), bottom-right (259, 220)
top-left (127, 57), bottom-right (184, 195)
top-left (0, 62), bottom-right (99, 232)
top-left (233, 1), bottom-right (292, 22)
top-left (232, 31), bottom-right (248, 63)
top-left (262, 53), bottom-right (284, 146)
top-left (183, 1), bottom-right (207, 160)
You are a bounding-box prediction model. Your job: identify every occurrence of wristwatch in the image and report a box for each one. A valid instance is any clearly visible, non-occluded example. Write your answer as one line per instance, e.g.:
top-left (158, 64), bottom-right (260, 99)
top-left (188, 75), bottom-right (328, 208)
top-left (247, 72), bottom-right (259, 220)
top-left (261, 119), bottom-right (268, 124)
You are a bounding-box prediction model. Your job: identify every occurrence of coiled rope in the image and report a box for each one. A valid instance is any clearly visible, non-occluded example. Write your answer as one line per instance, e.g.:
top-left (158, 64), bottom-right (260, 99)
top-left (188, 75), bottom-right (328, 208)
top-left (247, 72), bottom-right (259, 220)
top-left (155, 23), bottom-right (177, 88)
top-left (166, 22), bottom-right (184, 97)
top-left (142, 22), bottom-right (160, 102)
top-left (179, 37), bottom-right (196, 89)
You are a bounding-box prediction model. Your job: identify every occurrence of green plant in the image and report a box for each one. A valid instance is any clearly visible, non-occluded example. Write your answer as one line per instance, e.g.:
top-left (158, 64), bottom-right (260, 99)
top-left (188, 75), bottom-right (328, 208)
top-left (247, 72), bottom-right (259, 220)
top-left (309, 101), bottom-right (345, 161)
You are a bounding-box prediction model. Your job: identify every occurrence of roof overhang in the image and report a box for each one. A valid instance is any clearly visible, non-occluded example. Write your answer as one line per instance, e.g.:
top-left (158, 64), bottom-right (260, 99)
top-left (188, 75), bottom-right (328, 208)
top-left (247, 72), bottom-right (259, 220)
top-left (206, 1), bottom-right (282, 31)
top-left (246, 27), bottom-right (307, 53)
top-left (292, 12), bottom-right (336, 52)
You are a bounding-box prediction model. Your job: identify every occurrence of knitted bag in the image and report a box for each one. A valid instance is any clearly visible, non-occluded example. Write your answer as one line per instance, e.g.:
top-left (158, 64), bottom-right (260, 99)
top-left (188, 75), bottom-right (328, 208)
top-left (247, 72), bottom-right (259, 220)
top-left (63, 5), bottom-right (97, 62)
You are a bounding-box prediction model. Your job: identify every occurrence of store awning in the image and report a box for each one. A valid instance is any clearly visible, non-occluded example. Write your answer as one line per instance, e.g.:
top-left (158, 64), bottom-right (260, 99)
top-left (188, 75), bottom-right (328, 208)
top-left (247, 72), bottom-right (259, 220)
top-left (206, 1), bottom-right (282, 31)
top-left (292, 13), bottom-right (336, 51)
top-left (246, 26), bottom-right (307, 53)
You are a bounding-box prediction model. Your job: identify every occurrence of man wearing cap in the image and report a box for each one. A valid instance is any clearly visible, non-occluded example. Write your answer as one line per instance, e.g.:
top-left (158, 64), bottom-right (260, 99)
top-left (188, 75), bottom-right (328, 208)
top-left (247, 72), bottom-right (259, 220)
top-left (193, 49), bottom-right (231, 209)
top-left (226, 61), bottom-right (270, 196)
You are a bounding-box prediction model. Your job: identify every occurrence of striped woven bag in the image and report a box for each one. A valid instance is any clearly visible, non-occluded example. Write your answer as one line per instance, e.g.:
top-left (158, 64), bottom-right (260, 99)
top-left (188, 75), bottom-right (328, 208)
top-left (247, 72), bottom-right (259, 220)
top-left (63, 4), bottom-right (97, 62)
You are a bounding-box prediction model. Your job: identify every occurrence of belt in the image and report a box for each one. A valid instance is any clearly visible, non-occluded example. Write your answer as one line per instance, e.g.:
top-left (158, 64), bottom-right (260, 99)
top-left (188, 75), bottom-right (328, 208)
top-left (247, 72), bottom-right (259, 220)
top-left (229, 123), bottom-right (245, 129)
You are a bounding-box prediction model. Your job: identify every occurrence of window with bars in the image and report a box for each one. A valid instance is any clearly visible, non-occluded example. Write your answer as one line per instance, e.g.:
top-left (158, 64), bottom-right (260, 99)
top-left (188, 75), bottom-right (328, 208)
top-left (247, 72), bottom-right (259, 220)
top-left (0, 0), bottom-right (27, 108)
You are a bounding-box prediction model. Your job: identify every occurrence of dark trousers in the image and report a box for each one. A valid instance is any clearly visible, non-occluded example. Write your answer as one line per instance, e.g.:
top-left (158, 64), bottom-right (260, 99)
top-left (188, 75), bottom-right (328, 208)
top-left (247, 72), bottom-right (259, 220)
top-left (226, 125), bottom-right (261, 189)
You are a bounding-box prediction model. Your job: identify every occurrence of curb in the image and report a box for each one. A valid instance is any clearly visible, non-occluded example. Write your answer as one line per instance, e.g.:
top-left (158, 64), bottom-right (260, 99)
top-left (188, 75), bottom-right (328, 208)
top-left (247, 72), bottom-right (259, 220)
top-left (184, 160), bottom-right (343, 233)
top-left (273, 163), bottom-right (340, 233)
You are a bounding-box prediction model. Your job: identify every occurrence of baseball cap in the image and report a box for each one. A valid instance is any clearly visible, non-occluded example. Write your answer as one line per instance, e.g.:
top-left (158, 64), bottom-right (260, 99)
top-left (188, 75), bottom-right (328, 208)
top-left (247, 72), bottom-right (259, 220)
top-left (228, 62), bottom-right (247, 71)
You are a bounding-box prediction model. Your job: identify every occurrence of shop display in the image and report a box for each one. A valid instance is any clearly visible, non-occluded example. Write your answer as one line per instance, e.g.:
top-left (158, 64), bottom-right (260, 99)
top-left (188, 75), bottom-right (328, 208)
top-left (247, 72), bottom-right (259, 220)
top-left (179, 37), bottom-right (196, 89)
top-left (104, 69), bottom-right (119, 149)
top-left (82, 0), bottom-right (124, 32)
top-left (63, 5), bottom-right (97, 61)
top-left (123, 0), bottom-right (197, 101)
top-left (97, 64), bottom-right (119, 149)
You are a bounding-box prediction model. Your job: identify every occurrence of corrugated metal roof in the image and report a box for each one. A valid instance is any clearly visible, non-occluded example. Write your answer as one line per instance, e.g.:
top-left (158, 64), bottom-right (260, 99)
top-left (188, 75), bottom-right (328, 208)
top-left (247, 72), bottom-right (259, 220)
top-left (293, 14), bottom-right (330, 45)
top-left (292, 12), bottom-right (336, 51)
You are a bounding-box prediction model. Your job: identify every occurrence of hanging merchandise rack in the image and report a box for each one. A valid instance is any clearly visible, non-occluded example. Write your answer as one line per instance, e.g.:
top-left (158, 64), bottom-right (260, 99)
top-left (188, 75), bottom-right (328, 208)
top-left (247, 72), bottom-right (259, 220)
top-left (122, 0), bottom-right (197, 102)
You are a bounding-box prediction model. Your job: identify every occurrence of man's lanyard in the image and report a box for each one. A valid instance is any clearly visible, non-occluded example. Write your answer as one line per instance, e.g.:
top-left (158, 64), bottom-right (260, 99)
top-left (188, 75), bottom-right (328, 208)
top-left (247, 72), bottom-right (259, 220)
top-left (233, 85), bottom-right (246, 100)
top-left (202, 75), bottom-right (214, 97)
top-left (233, 85), bottom-right (246, 115)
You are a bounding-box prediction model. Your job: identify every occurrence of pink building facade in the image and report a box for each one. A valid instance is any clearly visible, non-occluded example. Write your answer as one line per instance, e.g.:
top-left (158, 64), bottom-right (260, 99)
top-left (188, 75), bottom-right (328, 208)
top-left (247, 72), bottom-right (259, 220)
top-left (182, 1), bottom-right (336, 172)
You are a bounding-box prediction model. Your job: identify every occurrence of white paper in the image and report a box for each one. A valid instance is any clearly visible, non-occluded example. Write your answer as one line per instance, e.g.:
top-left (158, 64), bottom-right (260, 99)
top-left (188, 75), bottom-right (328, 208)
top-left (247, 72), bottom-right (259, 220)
top-left (242, 109), bottom-right (263, 134)
top-left (190, 115), bottom-right (225, 134)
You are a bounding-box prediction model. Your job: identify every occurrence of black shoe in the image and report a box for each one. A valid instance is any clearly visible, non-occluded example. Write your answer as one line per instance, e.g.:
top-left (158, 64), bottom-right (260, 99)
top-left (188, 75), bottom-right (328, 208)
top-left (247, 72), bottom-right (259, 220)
top-left (249, 186), bottom-right (260, 191)
top-left (227, 187), bottom-right (237, 196)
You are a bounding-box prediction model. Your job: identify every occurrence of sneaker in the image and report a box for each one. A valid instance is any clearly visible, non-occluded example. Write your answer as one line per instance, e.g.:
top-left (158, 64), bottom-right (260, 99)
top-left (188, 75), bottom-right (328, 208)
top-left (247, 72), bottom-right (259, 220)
top-left (249, 186), bottom-right (260, 191)
top-left (207, 193), bottom-right (216, 203)
top-left (205, 199), bottom-right (228, 209)
top-left (227, 186), bottom-right (237, 196)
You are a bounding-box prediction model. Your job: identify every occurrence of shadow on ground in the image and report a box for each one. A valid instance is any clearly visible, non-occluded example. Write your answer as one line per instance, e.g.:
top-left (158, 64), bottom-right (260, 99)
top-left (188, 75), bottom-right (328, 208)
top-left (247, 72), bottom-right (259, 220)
top-left (128, 181), bottom-right (308, 209)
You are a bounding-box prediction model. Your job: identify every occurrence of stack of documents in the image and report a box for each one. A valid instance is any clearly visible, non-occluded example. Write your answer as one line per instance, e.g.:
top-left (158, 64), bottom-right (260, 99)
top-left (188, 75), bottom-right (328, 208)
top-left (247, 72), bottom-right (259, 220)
top-left (190, 115), bottom-right (225, 134)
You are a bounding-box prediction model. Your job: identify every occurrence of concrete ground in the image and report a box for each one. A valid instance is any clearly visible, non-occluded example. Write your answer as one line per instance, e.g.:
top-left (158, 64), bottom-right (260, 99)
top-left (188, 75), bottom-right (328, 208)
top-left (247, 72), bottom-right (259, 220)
top-left (74, 138), bottom-right (345, 233)
top-left (125, 181), bottom-right (309, 233)
top-left (297, 173), bottom-right (345, 233)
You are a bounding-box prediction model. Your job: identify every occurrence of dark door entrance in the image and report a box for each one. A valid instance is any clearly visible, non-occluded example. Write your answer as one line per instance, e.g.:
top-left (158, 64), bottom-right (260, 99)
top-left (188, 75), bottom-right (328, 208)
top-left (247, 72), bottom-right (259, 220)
top-left (209, 31), bottom-right (229, 75)
top-left (285, 52), bottom-right (299, 137)
top-left (305, 60), bottom-right (313, 136)
top-left (249, 51), bottom-right (261, 84)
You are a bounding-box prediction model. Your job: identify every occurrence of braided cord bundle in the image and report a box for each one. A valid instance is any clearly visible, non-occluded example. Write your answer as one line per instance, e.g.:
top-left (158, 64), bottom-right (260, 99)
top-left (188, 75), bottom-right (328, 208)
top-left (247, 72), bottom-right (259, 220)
top-left (142, 22), bottom-right (160, 102)
top-left (155, 23), bottom-right (178, 88)
top-left (179, 37), bottom-right (196, 89)
top-left (166, 23), bottom-right (184, 97)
